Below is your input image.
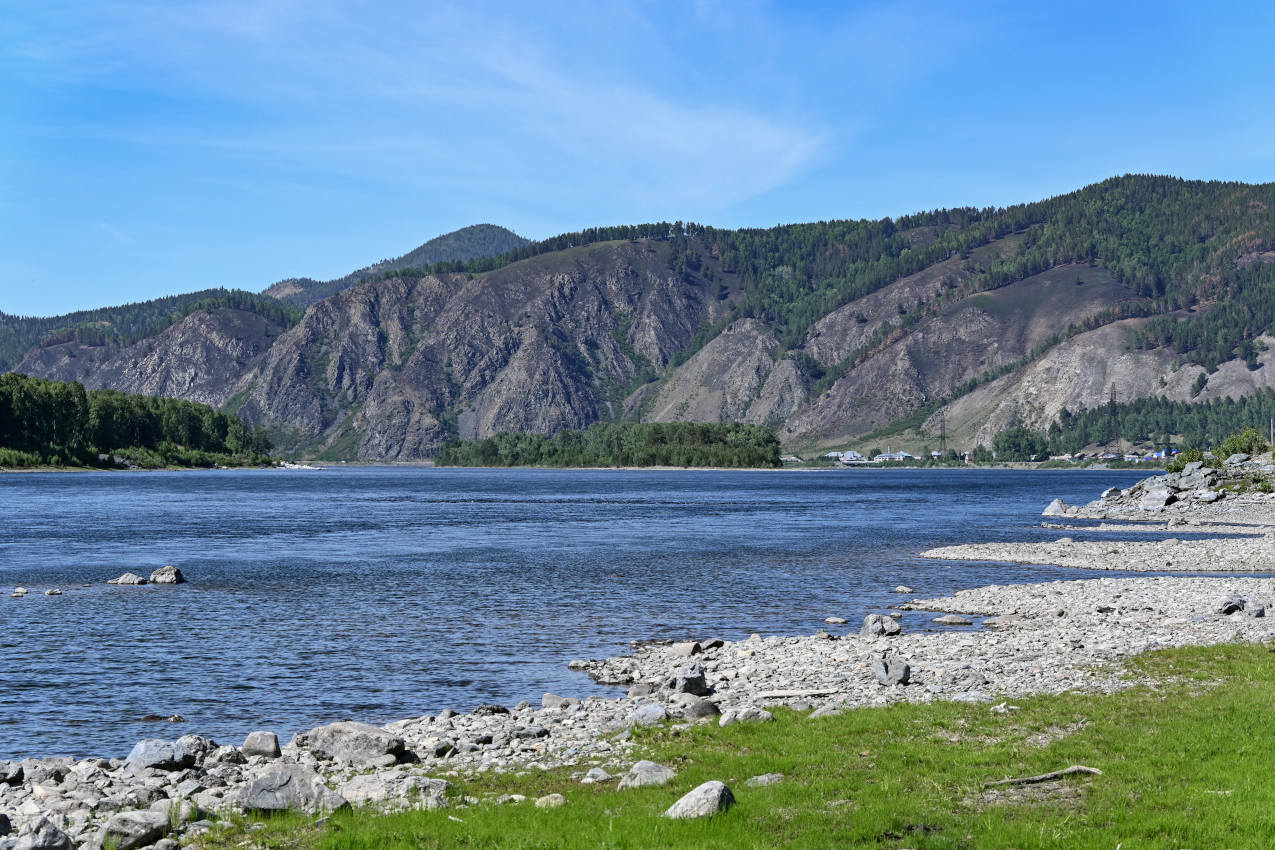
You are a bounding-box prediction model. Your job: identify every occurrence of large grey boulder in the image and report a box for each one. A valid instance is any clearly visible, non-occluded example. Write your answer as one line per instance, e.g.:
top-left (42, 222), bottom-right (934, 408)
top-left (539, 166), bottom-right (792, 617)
top-left (125, 739), bottom-right (195, 772)
top-left (339, 774), bottom-right (450, 808)
top-left (1139, 487), bottom-right (1176, 509)
top-left (860, 614), bottom-right (900, 638)
top-left (617, 760), bottom-right (676, 789)
top-left (1225, 453), bottom-right (1251, 466)
top-left (665, 780), bottom-right (735, 818)
top-left (236, 763), bottom-right (349, 813)
top-left (664, 663), bottom-right (710, 696)
top-left (148, 565), bottom-right (185, 585)
top-left (932, 614), bottom-right (973, 626)
top-left (306, 721), bottom-right (406, 766)
top-left (96, 810), bottom-right (170, 850)
top-left (242, 730), bottom-right (281, 758)
top-left (632, 704), bottom-right (668, 727)
top-left (1041, 498), bottom-right (1070, 517)
top-left (13, 818), bottom-right (72, 850)
top-left (678, 695), bottom-right (721, 720)
top-left (718, 706), bottom-right (774, 727)
top-left (870, 655), bottom-right (911, 686)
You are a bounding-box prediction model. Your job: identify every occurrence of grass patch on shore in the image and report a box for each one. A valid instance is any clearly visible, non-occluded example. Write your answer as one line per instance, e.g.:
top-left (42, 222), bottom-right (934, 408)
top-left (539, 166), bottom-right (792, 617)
top-left (193, 644), bottom-right (1275, 849)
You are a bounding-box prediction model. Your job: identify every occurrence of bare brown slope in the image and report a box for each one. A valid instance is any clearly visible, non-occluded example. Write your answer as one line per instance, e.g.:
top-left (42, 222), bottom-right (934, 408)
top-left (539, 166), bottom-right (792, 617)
top-left (779, 264), bottom-right (1147, 443)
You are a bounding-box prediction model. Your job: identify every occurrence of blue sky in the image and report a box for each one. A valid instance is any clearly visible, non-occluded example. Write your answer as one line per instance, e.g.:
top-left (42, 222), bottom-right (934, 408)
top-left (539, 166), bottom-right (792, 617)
top-left (3, 0), bottom-right (1274, 316)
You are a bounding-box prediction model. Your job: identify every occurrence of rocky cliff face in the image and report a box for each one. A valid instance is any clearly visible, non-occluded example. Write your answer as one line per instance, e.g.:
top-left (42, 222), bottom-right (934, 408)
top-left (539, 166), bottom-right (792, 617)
top-left (232, 240), bottom-right (727, 458)
top-left (8, 230), bottom-right (1262, 459)
top-left (14, 308), bottom-right (285, 409)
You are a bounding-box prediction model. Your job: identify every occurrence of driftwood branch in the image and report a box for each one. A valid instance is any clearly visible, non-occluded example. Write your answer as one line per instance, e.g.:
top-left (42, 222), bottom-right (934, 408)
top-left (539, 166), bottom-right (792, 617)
top-left (983, 765), bottom-right (1102, 788)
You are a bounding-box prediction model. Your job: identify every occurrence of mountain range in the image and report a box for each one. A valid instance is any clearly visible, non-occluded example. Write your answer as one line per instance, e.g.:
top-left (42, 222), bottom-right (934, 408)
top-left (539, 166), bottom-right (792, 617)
top-left (7, 175), bottom-right (1275, 460)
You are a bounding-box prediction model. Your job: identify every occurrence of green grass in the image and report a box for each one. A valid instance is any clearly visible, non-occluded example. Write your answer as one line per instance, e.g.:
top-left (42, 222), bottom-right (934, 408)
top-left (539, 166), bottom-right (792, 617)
top-left (193, 644), bottom-right (1275, 849)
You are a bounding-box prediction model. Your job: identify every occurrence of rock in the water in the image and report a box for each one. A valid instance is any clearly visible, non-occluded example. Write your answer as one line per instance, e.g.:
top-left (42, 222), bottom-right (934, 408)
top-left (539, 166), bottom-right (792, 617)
top-left (860, 614), bottom-right (900, 638)
top-left (617, 760), bottom-right (676, 789)
top-left (13, 817), bottom-right (72, 850)
top-left (306, 721), bottom-right (405, 766)
top-left (824, 616), bottom-right (847, 624)
top-left (107, 572), bottom-right (147, 585)
top-left (125, 738), bottom-right (195, 772)
top-left (242, 730), bottom-right (281, 758)
top-left (535, 793), bottom-right (566, 808)
top-left (893, 585), bottom-right (913, 594)
top-left (44, 589), bottom-right (61, 596)
top-left (665, 780), bottom-right (735, 819)
top-left (1041, 498), bottom-right (1070, 517)
top-left (870, 655), bottom-right (910, 686)
top-left (236, 763), bottom-right (350, 813)
top-left (632, 704), bottom-right (668, 727)
top-left (664, 663), bottom-right (710, 696)
top-left (96, 811), bottom-right (171, 850)
top-left (932, 614), bottom-right (974, 626)
top-left (149, 565), bottom-right (185, 584)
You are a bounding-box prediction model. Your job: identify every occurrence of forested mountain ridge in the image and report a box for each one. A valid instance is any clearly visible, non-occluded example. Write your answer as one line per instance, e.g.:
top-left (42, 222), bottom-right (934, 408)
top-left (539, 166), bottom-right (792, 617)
top-left (9, 175), bottom-right (1275, 460)
top-left (262, 224), bottom-right (529, 307)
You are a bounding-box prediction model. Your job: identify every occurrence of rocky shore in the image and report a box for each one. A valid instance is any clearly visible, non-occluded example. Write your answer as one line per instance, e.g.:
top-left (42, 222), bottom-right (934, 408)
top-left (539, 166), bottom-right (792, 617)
top-left (6, 464), bottom-right (1275, 849)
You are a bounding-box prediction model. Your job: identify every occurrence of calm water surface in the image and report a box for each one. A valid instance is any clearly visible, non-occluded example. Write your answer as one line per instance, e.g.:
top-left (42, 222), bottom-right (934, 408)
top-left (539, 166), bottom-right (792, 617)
top-left (0, 467), bottom-right (1167, 759)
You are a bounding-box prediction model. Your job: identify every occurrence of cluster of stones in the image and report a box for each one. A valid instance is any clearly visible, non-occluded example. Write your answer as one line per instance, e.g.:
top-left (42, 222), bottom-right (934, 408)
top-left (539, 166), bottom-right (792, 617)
top-left (11, 568), bottom-right (185, 600)
top-left (11, 471), bottom-right (1275, 846)
top-left (1043, 454), bottom-right (1275, 520)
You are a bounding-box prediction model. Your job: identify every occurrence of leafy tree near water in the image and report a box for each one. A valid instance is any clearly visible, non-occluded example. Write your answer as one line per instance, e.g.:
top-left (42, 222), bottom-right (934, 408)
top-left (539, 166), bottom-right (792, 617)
top-left (0, 373), bottom-right (272, 468)
top-left (436, 421), bottom-right (781, 468)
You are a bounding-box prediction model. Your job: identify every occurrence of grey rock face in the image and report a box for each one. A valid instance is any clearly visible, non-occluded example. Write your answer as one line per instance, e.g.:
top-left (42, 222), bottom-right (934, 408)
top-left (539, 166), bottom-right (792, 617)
top-left (617, 760), bottom-right (676, 789)
top-left (306, 721), bottom-right (405, 766)
top-left (12, 818), bottom-right (71, 850)
top-left (870, 655), bottom-right (911, 686)
top-left (125, 739), bottom-right (194, 772)
top-left (664, 780), bottom-right (735, 819)
top-left (242, 731), bottom-right (281, 758)
top-left (236, 763), bottom-right (349, 813)
top-left (148, 566), bottom-right (185, 585)
top-left (96, 810), bottom-right (170, 850)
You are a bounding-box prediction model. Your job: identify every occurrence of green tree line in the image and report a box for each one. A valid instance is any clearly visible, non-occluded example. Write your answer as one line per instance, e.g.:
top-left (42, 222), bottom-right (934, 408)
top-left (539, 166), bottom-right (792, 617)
top-left (436, 422), bottom-right (781, 468)
top-left (0, 373), bottom-right (272, 468)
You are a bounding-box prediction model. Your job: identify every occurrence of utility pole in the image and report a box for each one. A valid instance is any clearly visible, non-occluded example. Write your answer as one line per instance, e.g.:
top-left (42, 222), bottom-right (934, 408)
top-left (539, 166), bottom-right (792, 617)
top-left (938, 409), bottom-right (947, 459)
top-left (1107, 383), bottom-right (1118, 454)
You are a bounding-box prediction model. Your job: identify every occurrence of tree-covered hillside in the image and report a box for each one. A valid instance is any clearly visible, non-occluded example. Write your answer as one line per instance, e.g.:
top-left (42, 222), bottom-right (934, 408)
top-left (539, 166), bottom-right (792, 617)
top-left (268, 224), bottom-right (529, 306)
top-left (391, 176), bottom-right (1275, 377)
top-left (0, 290), bottom-right (301, 373)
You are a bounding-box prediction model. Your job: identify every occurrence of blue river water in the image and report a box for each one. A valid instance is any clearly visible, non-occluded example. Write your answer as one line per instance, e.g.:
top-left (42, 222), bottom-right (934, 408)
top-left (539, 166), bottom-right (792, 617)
top-left (0, 466), bottom-right (1164, 759)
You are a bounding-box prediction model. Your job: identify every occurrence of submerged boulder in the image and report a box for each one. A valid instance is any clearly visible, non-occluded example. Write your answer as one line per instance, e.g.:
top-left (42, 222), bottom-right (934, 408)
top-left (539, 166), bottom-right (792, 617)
top-left (107, 572), bottom-right (147, 585)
